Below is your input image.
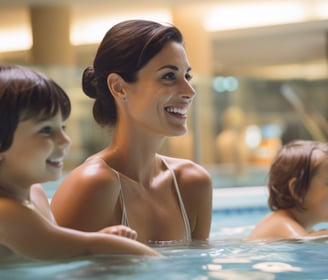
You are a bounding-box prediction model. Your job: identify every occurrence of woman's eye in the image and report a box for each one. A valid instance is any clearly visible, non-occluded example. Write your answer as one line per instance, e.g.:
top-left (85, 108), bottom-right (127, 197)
top-left (185, 73), bottom-right (193, 81)
top-left (163, 72), bottom-right (176, 80)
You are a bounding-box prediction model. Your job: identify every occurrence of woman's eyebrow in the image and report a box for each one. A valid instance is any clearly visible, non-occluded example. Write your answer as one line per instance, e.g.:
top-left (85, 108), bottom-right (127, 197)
top-left (157, 65), bottom-right (178, 71)
top-left (157, 65), bottom-right (192, 72)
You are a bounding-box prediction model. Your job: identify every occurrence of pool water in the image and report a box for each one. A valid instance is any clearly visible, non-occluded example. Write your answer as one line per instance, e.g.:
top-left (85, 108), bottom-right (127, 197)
top-left (4, 240), bottom-right (328, 280)
top-left (2, 184), bottom-right (328, 279)
top-left (211, 208), bottom-right (269, 240)
top-left (1, 209), bottom-right (328, 280)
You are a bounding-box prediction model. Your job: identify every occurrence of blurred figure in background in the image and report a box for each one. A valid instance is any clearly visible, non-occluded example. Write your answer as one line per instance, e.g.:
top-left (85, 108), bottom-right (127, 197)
top-left (215, 106), bottom-right (250, 176)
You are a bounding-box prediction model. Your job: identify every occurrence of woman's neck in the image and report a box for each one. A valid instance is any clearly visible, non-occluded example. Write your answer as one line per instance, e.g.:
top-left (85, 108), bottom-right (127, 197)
top-left (101, 146), bottom-right (163, 186)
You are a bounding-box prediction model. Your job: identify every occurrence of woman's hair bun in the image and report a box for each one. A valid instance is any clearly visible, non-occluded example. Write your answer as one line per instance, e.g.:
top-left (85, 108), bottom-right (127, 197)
top-left (82, 66), bottom-right (98, 99)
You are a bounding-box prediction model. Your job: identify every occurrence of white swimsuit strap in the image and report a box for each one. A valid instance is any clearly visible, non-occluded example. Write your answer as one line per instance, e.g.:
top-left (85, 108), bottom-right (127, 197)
top-left (92, 157), bottom-right (191, 240)
top-left (161, 157), bottom-right (192, 242)
top-left (111, 168), bottom-right (129, 227)
top-left (91, 158), bottom-right (129, 227)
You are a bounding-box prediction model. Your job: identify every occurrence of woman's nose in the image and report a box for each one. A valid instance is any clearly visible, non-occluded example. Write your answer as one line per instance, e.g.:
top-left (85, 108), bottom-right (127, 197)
top-left (181, 80), bottom-right (196, 100)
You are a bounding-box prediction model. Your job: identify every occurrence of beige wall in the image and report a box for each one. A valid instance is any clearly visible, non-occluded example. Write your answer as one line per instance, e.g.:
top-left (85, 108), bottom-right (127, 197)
top-left (30, 5), bottom-right (74, 65)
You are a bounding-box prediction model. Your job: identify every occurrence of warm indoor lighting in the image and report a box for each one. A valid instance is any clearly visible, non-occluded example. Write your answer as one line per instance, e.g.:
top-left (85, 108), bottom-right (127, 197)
top-left (0, 2), bottom-right (327, 52)
top-left (70, 11), bottom-right (172, 45)
top-left (204, 1), bottom-right (323, 31)
top-left (0, 27), bottom-right (32, 52)
top-left (315, 1), bottom-right (328, 18)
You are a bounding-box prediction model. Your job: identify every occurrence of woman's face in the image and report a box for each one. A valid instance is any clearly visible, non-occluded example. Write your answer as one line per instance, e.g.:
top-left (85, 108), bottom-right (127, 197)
top-left (1, 110), bottom-right (71, 187)
top-left (303, 155), bottom-right (328, 224)
top-left (122, 41), bottom-right (196, 137)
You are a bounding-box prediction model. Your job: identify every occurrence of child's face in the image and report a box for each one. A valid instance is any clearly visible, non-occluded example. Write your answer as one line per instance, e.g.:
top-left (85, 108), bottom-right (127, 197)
top-left (2, 110), bottom-right (71, 186)
top-left (303, 156), bottom-right (328, 224)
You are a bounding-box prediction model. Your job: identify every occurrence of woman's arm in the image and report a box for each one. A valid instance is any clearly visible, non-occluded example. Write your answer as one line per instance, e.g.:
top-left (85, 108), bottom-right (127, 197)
top-left (177, 160), bottom-right (213, 240)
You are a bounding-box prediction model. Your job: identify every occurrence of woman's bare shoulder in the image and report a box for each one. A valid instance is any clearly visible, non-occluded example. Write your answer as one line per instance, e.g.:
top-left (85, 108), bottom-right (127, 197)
top-left (160, 155), bottom-right (212, 191)
top-left (51, 157), bottom-right (122, 230)
top-left (61, 157), bottom-right (120, 191)
top-left (51, 157), bottom-right (121, 212)
top-left (161, 155), bottom-right (210, 175)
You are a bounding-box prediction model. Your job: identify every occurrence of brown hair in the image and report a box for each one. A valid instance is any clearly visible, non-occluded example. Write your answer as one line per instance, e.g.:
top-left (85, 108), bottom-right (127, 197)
top-left (82, 19), bottom-right (183, 127)
top-left (0, 65), bottom-right (71, 152)
top-left (268, 140), bottom-right (328, 211)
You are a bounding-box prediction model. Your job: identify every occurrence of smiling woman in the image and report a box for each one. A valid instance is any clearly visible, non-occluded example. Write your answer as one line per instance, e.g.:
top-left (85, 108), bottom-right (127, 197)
top-left (51, 19), bottom-right (213, 244)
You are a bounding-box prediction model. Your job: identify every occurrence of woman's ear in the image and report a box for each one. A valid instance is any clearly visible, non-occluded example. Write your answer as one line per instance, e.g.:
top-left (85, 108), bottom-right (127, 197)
top-left (288, 177), bottom-right (303, 204)
top-left (107, 73), bottom-right (127, 101)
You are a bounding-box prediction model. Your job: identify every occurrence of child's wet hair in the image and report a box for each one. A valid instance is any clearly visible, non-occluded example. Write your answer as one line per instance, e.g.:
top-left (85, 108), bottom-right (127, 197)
top-left (268, 140), bottom-right (328, 211)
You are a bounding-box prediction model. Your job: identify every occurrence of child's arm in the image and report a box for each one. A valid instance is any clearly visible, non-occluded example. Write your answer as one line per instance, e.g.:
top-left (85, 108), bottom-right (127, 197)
top-left (302, 229), bottom-right (328, 240)
top-left (31, 184), bottom-right (138, 240)
top-left (99, 225), bottom-right (137, 240)
top-left (0, 199), bottom-right (160, 261)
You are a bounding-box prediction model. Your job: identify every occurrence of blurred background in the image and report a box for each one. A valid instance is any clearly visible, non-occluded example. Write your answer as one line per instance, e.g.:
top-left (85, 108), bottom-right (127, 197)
top-left (1, 0), bottom-right (328, 188)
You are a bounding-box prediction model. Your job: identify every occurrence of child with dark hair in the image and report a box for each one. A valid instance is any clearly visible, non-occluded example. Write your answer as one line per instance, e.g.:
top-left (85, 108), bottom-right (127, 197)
top-left (0, 65), bottom-right (160, 260)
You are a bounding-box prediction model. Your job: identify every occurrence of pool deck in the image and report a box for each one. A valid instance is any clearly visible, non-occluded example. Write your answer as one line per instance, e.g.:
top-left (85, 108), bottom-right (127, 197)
top-left (213, 186), bottom-right (268, 210)
top-left (44, 178), bottom-right (269, 211)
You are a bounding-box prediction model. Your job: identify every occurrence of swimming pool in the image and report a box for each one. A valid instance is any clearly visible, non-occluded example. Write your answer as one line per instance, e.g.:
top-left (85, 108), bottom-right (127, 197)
top-left (1, 186), bottom-right (328, 279)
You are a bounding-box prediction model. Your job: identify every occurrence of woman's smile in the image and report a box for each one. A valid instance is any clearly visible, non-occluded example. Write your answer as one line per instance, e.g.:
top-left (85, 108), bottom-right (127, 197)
top-left (165, 106), bottom-right (188, 118)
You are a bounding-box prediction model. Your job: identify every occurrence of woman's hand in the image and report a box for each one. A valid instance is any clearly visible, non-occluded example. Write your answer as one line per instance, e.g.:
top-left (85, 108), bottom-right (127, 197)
top-left (99, 225), bottom-right (137, 240)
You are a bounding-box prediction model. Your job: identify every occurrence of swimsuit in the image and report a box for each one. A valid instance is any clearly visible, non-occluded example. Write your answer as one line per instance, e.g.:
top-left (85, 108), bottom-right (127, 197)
top-left (108, 157), bottom-right (192, 242)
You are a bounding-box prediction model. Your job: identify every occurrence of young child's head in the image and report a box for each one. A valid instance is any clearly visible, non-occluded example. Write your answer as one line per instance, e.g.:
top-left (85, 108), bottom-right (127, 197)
top-left (268, 140), bottom-right (328, 211)
top-left (0, 65), bottom-right (71, 153)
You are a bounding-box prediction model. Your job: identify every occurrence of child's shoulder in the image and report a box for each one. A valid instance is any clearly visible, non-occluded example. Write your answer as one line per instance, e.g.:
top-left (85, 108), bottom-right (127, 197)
top-left (248, 210), bottom-right (306, 240)
top-left (0, 198), bottom-right (34, 225)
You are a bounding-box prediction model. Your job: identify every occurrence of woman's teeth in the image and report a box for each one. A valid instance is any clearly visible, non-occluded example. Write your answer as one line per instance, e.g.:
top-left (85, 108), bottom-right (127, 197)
top-left (165, 107), bottom-right (187, 115)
